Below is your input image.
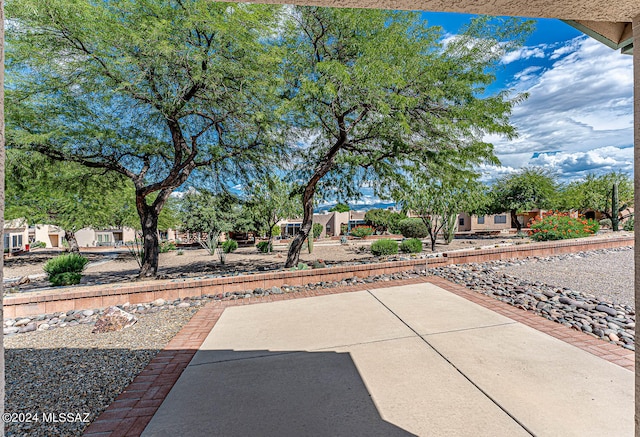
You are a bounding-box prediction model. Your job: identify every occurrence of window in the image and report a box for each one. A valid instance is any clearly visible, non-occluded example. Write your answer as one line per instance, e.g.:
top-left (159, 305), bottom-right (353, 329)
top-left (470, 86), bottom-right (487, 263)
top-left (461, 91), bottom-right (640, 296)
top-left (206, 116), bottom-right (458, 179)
top-left (458, 217), bottom-right (464, 226)
top-left (477, 216), bottom-right (485, 224)
top-left (12, 234), bottom-right (23, 248)
top-left (97, 233), bottom-right (111, 243)
top-left (494, 215), bottom-right (507, 224)
top-left (285, 223), bottom-right (301, 236)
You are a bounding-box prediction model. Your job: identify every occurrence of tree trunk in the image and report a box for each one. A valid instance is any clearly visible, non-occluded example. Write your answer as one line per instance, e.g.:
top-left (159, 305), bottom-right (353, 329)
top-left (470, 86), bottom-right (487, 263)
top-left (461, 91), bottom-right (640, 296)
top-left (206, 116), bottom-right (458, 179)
top-left (266, 226), bottom-right (273, 253)
top-left (612, 183), bottom-right (620, 232)
top-left (510, 210), bottom-right (522, 232)
top-left (285, 189), bottom-right (314, 267)
top-left (64, 230), bottom-right (80, 253)
top-left (139, 206), bottom-right (159, 278)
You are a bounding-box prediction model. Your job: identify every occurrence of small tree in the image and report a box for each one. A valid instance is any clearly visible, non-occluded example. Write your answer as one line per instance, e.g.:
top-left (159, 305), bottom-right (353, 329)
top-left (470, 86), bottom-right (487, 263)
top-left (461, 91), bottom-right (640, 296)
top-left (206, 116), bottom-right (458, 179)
top-left (329, 203), bottom-right (350, 213)
top-left (179, 190), bottom-right (239, 248)
top-left (244, 176), bottom-right (301, 253)
top-left (487, 168), bottom-right (558, 232)
top-left (365, 209), bottom-right (406, 234)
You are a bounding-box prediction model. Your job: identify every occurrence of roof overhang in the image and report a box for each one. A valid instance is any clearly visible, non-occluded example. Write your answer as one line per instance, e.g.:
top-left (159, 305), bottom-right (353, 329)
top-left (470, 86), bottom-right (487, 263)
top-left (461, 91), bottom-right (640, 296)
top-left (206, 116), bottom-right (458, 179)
top-left (564, 20), bottom-right (633, 54)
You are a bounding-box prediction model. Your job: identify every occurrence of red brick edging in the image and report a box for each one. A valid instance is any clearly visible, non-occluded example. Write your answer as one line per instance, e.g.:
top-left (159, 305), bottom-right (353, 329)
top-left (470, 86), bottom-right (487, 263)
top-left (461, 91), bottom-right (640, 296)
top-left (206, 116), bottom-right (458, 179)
top-left (84, 275), bottom-right (634, 436)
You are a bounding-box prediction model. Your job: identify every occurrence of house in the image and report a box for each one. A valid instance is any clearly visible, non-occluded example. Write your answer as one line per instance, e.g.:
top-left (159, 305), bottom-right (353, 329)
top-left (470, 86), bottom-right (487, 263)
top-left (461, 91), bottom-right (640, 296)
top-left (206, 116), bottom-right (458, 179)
top-left (3, 219), bottom-right (66, 251)
top-left (75, 227), bottom-right (138, 248)
top-left (456, 213), bottom-right (513, 233)
top-left (278, 210), bottom-right (354, 238)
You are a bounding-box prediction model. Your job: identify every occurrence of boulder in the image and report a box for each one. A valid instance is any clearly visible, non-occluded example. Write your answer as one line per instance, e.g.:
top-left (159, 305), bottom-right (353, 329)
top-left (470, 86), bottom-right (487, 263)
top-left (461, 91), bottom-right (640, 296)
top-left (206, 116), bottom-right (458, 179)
top-left (92, 306), bottom-right (137, 333)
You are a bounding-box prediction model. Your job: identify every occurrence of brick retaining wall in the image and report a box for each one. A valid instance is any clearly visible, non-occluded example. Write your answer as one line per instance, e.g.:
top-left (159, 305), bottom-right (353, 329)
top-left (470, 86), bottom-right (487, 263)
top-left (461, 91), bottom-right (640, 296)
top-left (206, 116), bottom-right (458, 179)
top-left (4, 236), bottom-right (633, 318)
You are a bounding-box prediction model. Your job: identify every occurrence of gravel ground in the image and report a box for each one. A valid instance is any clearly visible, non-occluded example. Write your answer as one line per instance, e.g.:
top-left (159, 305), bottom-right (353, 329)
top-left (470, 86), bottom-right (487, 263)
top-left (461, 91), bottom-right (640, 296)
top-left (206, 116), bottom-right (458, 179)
top-left (4, 307), bottom-right (199, 437)
top-left (496, 247), bottom-right (634, 307)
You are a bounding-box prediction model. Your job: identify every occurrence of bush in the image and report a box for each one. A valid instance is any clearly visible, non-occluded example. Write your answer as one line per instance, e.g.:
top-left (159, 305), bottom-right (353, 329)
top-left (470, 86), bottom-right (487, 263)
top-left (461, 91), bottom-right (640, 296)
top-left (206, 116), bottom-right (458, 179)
top-left (32, 241), bottom-right (47, 249)
top-left (351, 226), bottom-right (374, 238)
top-left (50, 272), bottom-right (83, 286)
top-left (400, 238), bottom-right (423, 253)
top-left (598, 218), bottom-right (612, 228)
top-left (159, 241), bottom-right (177, 253)
top-left (371, 239), bottom-right (398, 256)
top-left (398, 218), bottom-right (428, 239)
top-left (43, 253), bottom-right (89, 286)
top-left (271, 225), bottom-right (281, 238)
top-left (530, 212), bottom-right (599, 241)
top-left (312, 223), bottom-right (324, 239)
top-left (624, 216), bottom-right (634, 231)
top-left (222, 239), bottom-right (238, 253)
top-left (256, 241), bottom-right (272, 253)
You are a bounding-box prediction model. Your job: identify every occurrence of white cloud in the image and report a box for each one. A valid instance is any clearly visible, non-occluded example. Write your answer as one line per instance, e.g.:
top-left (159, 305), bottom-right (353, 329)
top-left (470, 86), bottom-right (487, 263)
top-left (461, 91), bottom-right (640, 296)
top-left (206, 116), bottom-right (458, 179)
top-left (490, 36), bottom-right (633, 181)
top-left (501, 45), bottom-right (547, 64)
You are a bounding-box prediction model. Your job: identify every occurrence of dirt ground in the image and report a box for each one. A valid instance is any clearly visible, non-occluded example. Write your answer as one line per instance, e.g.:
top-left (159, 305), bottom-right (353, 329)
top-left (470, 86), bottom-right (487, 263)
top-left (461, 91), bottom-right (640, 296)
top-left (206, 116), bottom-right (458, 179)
top-left (3, 231), bottom-right (632, 294)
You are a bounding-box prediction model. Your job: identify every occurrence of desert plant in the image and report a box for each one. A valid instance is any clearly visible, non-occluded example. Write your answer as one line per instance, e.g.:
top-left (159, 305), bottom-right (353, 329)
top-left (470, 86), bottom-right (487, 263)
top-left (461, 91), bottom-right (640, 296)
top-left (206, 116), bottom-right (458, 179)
top-left (624, 215), bottom-right (634, 231)
top-left (307, 235), bottom-right (314, 254)
top-left (351, 226), bottom-right (374, 238)
top-left (176, 249), bottom-right (184, 256)
top-left (398, 218), bottom-right (429, 239)
top-left (290, 262), bottom-right (309, 271)
top-left (222, 239), bottom-right (238, 253)
top-left (530, 212), bottom-right (600, 241)
top-left (159, 240), bottom-right (177, 253)
top-left (312, 223), bottom-right (324, 239)
top-left (43, 253), bottom-right (89, 286)
top-left (125, 238), bottom-right (144, 268)
top-left (400, 238), bottom-right (423, 253)
top-left (340, 235), bottom-right (348, 245)
top-left (371, 239), bottom-right (398, 256)
top-left (199, 231), bottom-right (220, 256)
top-left (598, 218), bottom-right (612, 228)
top-left (257, 241), bottom-right (272, 253)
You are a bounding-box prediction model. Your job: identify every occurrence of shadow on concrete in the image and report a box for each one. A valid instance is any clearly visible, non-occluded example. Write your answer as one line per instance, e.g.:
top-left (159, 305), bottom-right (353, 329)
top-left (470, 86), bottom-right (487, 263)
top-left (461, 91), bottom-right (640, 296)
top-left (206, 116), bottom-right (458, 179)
top-left (143, 349), bottom-right (416, 437)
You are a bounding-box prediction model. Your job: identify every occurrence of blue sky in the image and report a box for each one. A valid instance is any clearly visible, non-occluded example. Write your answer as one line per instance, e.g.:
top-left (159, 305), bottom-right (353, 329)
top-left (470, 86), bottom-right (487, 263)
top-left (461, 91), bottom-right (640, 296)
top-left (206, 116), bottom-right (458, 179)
top-left (319, 13), bottom-right (635, 209)
top-left (426, 13), bottom-right (634, 184)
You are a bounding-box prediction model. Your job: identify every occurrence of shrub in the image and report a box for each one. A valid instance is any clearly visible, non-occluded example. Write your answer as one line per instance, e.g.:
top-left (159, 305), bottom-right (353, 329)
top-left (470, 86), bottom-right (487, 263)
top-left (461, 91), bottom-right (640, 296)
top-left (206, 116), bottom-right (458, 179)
top-left (43, 253), bottom-right (89, 286)
top-left (50, 272), bottom-right (83, 286)
top-left (222, 239), bottom-right (238, 253)
top-left (371, 239), bottom-right (398, 256)
top-left (530, 212), bottom-right (599, 241)
top-left (256, 241), bottom-right (272, 253)
top-left (398, 218), bottom-right (428, 239)
top-left (176, 249), bottom-right (184, 256)
top-left (159, 241), bottom-right (177, 253)
top-left (400, 238), bottom-right (422, 253)
top-left (290, 262), bottom-right (309, 271)
top-left (598, 218), bottom-right (612, 228)
top-left (351, 226), bottom-right (374, 238)
top-left (271, 225), bottom-right (281, 238)
top-left (312, 223), bottom-right (324, 239)
top-left (624, 216), bottom-right (634, 231)
top-left (32, 241), bottom-right (47, 249)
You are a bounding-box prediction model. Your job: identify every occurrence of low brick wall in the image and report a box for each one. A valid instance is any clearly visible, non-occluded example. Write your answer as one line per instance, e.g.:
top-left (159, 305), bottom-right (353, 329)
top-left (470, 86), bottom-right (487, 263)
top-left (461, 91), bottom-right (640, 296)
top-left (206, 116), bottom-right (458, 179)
top-left (4, 235), bottom-right (633, 318)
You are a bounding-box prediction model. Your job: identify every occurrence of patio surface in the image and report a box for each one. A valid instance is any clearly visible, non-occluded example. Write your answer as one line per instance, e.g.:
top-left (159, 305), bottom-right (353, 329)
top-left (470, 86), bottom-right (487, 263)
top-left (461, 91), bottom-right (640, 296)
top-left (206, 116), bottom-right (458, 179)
top-left (133, 280), bottom-right (633, 437)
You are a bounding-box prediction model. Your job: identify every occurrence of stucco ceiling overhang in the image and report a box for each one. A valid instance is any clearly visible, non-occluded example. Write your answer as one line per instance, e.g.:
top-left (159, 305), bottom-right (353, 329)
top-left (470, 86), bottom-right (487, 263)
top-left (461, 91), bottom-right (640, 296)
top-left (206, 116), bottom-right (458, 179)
top-left (255, 0), bottom-right (638, 53)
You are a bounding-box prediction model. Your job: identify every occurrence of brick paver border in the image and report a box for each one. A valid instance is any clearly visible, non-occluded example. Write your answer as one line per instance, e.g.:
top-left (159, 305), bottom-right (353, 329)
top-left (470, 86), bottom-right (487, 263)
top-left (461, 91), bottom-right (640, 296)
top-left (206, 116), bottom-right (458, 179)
top-left (83, 275), bottom-right (634, 436)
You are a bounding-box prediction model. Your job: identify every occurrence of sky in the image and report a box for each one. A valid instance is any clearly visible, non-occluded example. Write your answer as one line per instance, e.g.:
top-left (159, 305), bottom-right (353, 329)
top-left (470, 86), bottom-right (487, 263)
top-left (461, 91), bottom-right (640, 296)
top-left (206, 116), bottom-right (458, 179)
top-left (324, 13), bottom-right (635, 210)
top-left (426, 13), bottom-right (634, 184)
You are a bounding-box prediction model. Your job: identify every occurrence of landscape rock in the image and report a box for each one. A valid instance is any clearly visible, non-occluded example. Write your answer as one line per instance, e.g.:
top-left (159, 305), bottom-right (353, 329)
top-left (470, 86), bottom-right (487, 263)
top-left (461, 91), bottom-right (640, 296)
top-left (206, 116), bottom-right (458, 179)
top-left (92, 306), bottom-right (138, 333)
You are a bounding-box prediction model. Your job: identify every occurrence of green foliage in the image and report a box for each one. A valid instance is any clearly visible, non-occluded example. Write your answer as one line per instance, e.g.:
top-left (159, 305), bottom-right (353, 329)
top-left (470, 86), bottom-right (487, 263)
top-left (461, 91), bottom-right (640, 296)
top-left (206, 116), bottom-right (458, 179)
top-left (222, 240), bottom-right (239, 253)
top-left (370, 239), bottom-right (399, 256)
top-left (257, 241), bottom-right (273, 253)
top-left (530, 213), bottom-right (599, 241)
top-left (398, 219), bottom-right (429, 239)
top-left (624, 216), bottom-right (634, 231)
top-left (176, 249), bottom-right (184, 256)
top-left (365, 209), bottom-right (406, 234)
top-left (488, 168), bottom-right (558, 230)
top-left (351, 226), bottom-right (375, 238)
top-left (43, 253), bottom-right (89, 286)
top-left (244, 176), bottom-right (302, 240)
top-left (558, 172), bottom-right (633, 216)
top-left (400, 238), bottom-right (423, 253)
top-left (312, 223), bottom-right (324, 239)
top-left (159, 241), bottom-right (177, 253)
top-left (329, 203), bottom-right (350, 213)
top-left (271, 225), bottom-right (282, 238)
top-left (290, 262), bottom-right (310, 271)
top-left (180, 191), bottom-right (240, 236)
top-left (31, 241), bottom-right (47, 249)
top-left (50, 272), bottom-right (83, 287)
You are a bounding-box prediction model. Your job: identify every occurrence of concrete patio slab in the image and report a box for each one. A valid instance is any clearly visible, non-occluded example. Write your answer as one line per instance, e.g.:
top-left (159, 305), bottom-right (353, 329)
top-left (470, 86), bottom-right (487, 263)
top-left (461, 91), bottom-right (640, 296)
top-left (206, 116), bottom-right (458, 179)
top-left (425, 322), bottom-right (634, 437)
top-left (140, 283), bottom-right (634, 437)
top-left (190, 291), bottom-right (415, 364)
top-left (370, 283), bottom-right (516, 335)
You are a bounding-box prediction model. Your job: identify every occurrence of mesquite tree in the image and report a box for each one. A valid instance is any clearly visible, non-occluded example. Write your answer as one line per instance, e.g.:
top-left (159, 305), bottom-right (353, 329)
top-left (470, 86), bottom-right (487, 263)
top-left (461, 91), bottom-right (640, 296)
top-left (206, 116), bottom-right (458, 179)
top-left (6, 0), bottom-right (282, 277)
top-left (280, 8), bottom-right (533, 267)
